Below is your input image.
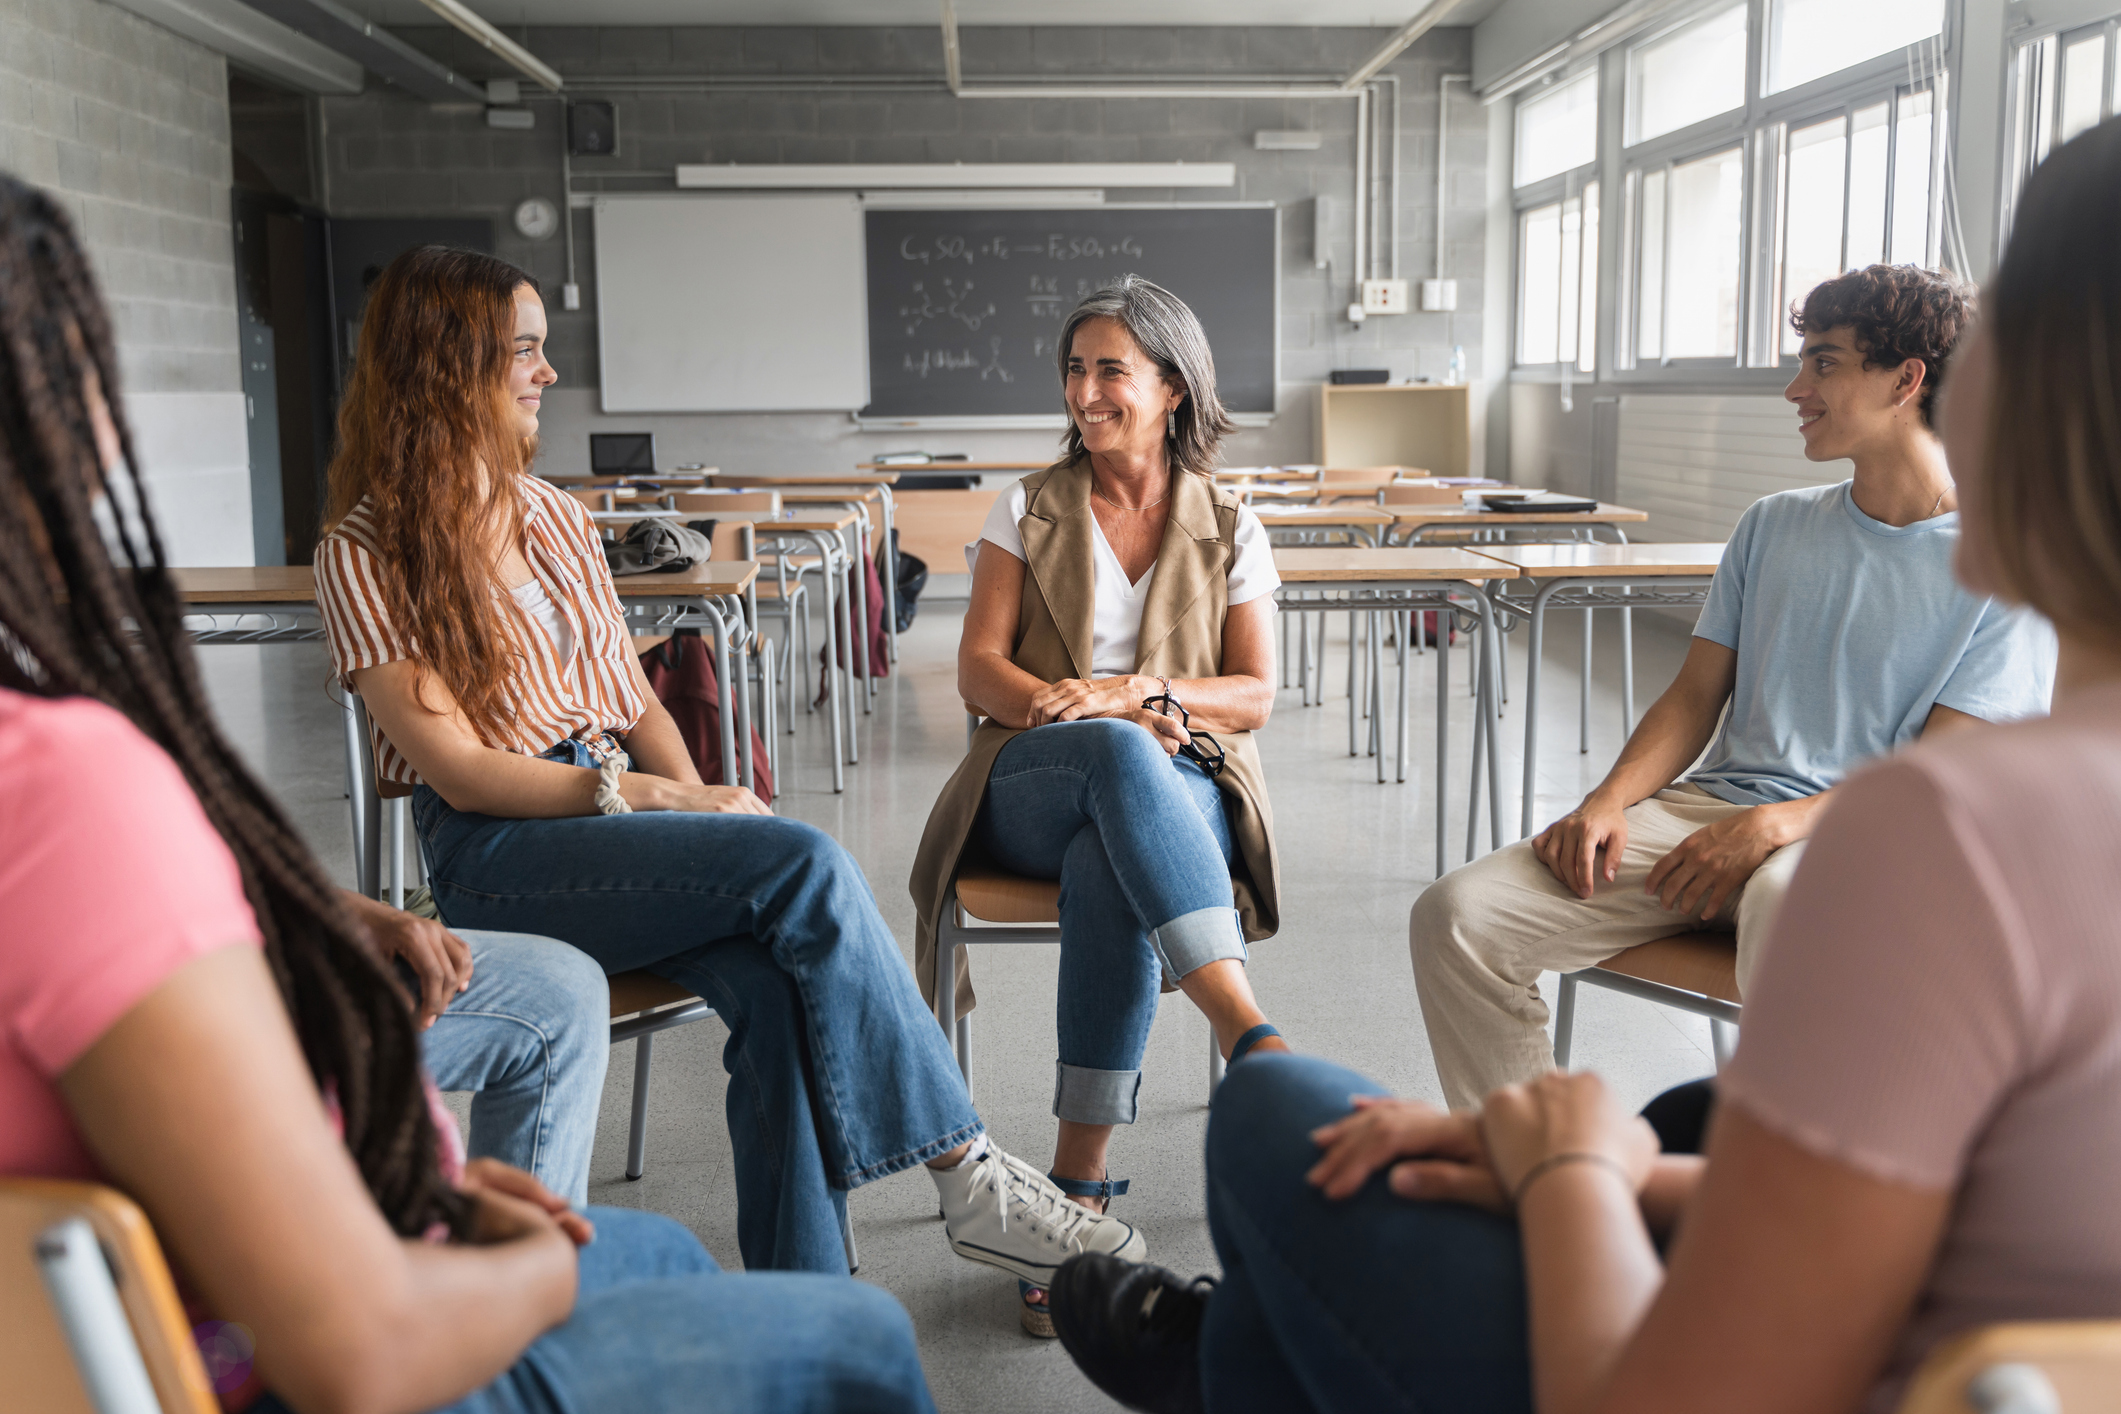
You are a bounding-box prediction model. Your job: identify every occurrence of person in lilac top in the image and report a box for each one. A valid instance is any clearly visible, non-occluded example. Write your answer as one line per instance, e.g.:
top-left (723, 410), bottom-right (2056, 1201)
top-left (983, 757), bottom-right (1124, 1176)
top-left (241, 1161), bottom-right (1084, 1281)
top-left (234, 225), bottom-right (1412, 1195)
top-left (1050, 119), bottom-right (2121, 1414)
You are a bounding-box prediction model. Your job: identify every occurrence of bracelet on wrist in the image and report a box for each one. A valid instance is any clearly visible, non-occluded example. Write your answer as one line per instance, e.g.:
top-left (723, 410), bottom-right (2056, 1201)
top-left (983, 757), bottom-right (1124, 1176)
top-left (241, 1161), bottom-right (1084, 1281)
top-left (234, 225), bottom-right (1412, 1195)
top-left (1510, 1150), bottom-right (1635, 1205)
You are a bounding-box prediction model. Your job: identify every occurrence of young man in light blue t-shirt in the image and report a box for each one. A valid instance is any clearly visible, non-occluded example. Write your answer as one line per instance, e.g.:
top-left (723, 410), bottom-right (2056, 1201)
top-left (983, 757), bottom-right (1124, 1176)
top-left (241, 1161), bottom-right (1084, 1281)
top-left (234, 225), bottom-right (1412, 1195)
top-left (1411, 265), bottom-right (2056, 1109)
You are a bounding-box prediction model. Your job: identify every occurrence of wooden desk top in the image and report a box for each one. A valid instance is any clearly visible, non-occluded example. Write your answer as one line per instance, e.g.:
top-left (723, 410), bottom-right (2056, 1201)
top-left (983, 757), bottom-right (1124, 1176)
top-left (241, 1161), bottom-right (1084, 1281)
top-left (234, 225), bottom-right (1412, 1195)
top-left (729, 472), bottom-right (902, 487)
top-left (612, 562), bottom-right (758, 595)
top-left (1216, 467), bottom-right (1321, 482)
top-left (540, 472), bottom-right (713, 487)
top-left (1253, 506), bottom-right (1395, 526)
top-left (173, 566), bottom-right (317, 603)
top-left (856, 462), bottom-right (1031, 474)
top-left (755, 487), bottom-right (883, 504)
top-left (1273, 547), bottom-right (1521, 582)
top-left (1390, 503), bottom-right (1649, 526)
top-left (1470, 542), bottom-right (1726, 577)
top-left (1241, 485), bottom-right (1323, 501)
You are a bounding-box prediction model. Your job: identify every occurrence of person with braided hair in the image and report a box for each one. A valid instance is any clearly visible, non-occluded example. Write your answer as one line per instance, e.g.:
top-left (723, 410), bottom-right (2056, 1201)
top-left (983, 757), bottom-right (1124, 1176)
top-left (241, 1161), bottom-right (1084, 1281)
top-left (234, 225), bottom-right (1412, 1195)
top-left (0, 175), bottom-right (933, 1412)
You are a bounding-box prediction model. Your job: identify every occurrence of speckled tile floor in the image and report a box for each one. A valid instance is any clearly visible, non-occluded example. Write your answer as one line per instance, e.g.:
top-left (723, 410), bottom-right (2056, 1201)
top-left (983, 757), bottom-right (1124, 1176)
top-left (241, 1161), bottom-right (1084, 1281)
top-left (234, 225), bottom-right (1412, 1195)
top-left (198, 599), bottom-right (1713, 1413)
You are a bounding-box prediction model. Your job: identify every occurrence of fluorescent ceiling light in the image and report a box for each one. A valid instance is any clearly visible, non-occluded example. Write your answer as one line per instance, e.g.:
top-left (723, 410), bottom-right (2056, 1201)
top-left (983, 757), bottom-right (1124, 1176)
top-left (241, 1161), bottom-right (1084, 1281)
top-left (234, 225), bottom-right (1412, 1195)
top-left (860, 189), bottom-right (1106, 207)
top-left (1255, 131), bottom-right (1324, 150)
top-left (676, 163), bottom-right (1236, 189)
top-left (107, 0), bottom-right (362, 93)
top-left (413, 0), bottom-right (564, 90)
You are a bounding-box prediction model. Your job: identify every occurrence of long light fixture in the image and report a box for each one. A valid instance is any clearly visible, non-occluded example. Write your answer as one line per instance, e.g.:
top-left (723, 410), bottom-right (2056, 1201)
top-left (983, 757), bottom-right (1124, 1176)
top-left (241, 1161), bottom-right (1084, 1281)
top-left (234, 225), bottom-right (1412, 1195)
top-left (413, 0), bottom-right (563, 91)
top-left (675, 162), bottom-right (1235, 190)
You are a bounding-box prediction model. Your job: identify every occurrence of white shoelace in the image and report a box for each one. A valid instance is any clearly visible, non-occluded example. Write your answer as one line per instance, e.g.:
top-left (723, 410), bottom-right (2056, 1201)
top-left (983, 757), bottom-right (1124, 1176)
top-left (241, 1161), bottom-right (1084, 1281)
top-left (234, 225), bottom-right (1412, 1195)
top-left (978, 1149), bottom-right (1103, 1252)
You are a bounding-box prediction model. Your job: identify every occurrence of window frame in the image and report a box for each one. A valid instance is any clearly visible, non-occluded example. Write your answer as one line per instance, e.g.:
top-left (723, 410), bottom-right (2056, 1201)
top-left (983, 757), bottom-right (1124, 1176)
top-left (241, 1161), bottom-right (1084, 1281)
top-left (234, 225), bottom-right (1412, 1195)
top-left (2002, 15), bottom-right (2121, 245)
top-left (1531, 0), bottom-right (1956, 388)
top-left (1511, 63), bottom-right (1604, 376)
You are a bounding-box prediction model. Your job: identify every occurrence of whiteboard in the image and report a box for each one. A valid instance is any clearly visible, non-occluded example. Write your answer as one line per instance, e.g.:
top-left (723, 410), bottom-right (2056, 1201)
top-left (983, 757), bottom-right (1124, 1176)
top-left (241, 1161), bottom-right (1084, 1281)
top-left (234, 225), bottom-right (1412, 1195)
top-left (593, 194), bottom-right (868, 413)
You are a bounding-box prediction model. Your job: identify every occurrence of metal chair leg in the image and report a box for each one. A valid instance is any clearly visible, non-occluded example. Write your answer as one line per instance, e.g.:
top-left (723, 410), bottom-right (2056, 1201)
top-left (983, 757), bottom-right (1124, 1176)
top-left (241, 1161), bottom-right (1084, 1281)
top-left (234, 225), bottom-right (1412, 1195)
top-left (1553, 973), bottom-right (1578, 1069)
top-left (841, 1203), bottom-right (859, 1274)
top-left (1208, 1030), bottom-right (1226, 1097)
top-left (625, 1032), bottom-right (655, 1180)
top-left (1710, 1017), bottom-right (1737, 1068)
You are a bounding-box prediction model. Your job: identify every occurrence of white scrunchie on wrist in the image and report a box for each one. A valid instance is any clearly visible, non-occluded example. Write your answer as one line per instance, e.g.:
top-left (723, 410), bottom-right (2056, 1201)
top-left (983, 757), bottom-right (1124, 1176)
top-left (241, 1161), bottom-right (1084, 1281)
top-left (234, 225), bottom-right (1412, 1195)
top-left (593, 757), bottom-right (633, 815)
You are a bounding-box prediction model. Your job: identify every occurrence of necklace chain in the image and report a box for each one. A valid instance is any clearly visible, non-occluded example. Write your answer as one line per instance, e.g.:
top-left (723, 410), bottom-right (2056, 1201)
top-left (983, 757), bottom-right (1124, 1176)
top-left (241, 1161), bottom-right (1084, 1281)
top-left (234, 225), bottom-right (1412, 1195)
top-left (1092, 476), bottom-right (1171, 513)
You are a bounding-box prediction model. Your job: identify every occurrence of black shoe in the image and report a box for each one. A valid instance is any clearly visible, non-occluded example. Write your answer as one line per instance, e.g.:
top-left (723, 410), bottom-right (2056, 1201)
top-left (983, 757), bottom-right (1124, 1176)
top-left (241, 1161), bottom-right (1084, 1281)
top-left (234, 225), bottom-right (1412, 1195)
top-left (1049, 1251), bottom-right (1214, 1414)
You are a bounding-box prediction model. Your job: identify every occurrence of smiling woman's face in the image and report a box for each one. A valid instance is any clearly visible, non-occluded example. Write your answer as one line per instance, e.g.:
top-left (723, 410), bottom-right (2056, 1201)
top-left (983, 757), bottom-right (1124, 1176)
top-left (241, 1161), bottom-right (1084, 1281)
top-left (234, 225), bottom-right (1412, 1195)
top-left (506, 283), bottom-right (557, 436)
top-left (1063, 316), bottom-right (1184, 462)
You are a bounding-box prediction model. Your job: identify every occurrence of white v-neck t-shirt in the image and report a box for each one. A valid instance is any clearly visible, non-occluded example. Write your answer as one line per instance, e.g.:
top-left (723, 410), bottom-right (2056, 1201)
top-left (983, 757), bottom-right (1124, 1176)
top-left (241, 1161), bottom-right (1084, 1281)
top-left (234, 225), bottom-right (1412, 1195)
top-left (971, 479), bottom-right (1280, 678)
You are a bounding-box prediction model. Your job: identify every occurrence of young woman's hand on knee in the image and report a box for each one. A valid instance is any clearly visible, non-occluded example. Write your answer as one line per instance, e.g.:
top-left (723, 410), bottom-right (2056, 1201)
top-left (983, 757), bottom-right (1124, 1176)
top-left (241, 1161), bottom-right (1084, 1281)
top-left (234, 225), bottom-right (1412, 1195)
top-left (621, 776), bottom-right (773, 816)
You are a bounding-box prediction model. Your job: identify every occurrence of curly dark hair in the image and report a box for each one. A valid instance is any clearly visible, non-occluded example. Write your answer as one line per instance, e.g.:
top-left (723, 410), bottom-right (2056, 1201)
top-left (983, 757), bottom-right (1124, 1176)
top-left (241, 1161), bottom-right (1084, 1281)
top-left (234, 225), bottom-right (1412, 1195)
top-left (1789, 265), bottom-right (1974, 428)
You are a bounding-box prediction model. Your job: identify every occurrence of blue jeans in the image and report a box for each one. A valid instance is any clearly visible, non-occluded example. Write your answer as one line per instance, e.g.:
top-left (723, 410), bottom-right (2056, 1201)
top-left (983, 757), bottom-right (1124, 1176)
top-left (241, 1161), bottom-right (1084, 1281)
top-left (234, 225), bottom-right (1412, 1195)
top-left (413, 741), bottom-right (982, 1275)
top-left (420, 930), bottom-right (610, 1206)
top-left (1201, 1055), bottom-right (1533, 1414)
top-left (976, 719), bottom-right (1247, 1126)
top-left (254, 1207), bottom-right (935, 1414)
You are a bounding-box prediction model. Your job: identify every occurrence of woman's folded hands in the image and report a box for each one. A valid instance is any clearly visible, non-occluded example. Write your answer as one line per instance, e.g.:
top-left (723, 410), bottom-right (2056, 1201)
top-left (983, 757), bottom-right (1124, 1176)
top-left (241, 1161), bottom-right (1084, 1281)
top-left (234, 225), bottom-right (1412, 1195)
top-left (1303, 1073), bottom-right (1659, 1215)
top-left (1028, 674), bottom-right (1156, 725)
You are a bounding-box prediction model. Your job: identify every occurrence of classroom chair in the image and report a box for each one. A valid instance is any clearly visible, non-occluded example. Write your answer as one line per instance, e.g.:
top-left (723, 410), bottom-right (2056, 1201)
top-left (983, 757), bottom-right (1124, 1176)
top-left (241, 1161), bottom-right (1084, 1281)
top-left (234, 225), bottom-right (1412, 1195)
top-left (671, 493), bottom-right (807, 740)
top-left (934, 711), bottom-right (1229, 1104)
top-left (1552, 931), bottom-right (1741, 1070)
top-left (2, 1176), bottom-right (217, 1414)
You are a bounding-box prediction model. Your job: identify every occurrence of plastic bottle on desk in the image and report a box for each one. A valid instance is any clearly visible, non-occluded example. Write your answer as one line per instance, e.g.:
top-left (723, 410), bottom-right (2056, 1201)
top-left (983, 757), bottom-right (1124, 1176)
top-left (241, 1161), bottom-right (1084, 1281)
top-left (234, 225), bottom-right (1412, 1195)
top-left (1448, 345), bottom-right (1465, 386)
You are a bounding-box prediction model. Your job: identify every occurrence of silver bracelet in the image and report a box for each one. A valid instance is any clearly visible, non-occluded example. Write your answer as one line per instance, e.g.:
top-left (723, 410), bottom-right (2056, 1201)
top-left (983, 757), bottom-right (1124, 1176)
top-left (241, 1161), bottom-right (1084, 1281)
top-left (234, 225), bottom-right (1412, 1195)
top-left (593, 757), bottom-right (633, 815)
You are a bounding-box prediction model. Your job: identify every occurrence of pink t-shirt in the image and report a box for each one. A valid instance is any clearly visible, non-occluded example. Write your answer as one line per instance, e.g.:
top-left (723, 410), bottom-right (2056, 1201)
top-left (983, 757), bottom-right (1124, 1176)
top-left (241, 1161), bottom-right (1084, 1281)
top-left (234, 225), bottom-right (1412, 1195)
top-left (0, 689), bottom-right (263, 1179)
top-left (1721, 681), bottom-right (2121, 1398)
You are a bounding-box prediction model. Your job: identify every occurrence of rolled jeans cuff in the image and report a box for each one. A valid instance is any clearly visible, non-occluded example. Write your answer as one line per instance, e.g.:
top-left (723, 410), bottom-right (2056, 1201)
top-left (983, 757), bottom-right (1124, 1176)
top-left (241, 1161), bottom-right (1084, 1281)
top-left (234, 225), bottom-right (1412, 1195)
top-left (1054, 1061), bottom-right (1143, 1126)
top-left (1151, 905), bottom-right (1248, 982)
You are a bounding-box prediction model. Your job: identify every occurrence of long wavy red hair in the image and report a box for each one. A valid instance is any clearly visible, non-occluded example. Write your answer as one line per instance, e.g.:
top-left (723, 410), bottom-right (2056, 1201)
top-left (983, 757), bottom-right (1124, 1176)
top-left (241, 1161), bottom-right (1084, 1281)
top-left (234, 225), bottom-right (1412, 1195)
top-left (325, 245), bottom-right (536, 746)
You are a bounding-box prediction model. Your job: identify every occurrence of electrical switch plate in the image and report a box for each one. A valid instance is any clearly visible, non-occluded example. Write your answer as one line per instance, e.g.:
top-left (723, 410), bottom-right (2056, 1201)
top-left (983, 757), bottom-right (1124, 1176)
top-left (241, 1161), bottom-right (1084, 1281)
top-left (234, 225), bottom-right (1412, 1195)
top-left (1421, 278), bottom-right (1459, 311)
top-left (1361, 279), bottom-right (1409, 314)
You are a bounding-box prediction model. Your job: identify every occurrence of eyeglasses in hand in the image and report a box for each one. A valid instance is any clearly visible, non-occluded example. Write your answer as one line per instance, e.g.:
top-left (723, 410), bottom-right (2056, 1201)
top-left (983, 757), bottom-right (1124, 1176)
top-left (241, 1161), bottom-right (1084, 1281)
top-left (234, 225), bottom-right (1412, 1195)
top-left (1140, 693), bottom-right (1226, 779)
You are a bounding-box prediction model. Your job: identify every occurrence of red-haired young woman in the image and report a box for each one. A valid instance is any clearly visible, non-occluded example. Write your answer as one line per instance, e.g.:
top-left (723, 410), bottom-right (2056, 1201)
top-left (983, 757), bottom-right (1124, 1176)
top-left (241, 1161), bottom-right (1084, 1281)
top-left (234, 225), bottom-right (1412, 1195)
top-left (315, 244), bottom-right (1145, 1284)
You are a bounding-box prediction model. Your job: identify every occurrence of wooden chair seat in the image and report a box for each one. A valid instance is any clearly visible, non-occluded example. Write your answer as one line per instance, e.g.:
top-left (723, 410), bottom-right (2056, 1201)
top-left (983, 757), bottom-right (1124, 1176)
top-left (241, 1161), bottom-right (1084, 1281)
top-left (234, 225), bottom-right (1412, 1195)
top-left (608, 969), bottom-right (699, 1017)
top-left (953, 865), bottom-right (1061, 924)
top-left (1594, 931), bottom-right (1740, 1005)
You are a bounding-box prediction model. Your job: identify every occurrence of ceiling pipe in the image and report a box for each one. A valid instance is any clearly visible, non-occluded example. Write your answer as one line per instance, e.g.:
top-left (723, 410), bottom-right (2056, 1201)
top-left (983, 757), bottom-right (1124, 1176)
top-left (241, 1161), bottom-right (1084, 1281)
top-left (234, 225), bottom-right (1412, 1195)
top-left (1343, 0), bottom-right (1466, 91)
top-left (413, 0), bottom-right (563, 91)
top-left (106, 0), bottom-right (362, 94)
top-left (940, 0), bottom-right (963, 95)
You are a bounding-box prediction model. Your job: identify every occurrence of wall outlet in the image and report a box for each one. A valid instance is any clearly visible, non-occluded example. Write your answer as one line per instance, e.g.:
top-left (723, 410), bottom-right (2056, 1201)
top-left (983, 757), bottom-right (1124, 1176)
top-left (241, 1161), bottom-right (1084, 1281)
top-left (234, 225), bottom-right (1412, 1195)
top-left (1360, 278), bottom-right (1409, 314)
top-left (1421, 278), bottom-right (1459, 311)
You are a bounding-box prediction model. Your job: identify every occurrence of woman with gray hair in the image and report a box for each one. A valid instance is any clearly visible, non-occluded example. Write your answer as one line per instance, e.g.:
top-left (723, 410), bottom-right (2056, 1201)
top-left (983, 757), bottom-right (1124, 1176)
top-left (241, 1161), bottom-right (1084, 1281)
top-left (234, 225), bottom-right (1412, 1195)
top-left (910, 276), bottom-right (1290, 1337)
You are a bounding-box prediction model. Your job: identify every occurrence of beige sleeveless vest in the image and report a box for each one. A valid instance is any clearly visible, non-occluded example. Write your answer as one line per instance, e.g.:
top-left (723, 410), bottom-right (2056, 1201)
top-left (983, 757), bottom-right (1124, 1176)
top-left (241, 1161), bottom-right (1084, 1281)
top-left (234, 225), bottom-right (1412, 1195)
top-left (907, 458), bottom-right (1283, 1020)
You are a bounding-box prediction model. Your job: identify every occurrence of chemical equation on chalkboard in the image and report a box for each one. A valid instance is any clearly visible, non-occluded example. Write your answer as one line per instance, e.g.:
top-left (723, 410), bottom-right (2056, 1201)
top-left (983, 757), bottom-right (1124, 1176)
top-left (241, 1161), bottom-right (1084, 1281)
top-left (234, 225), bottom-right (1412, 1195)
top-left (903, 337), bottom-right (1014, 383)
top-left (897, 234), bottom-right (1147, 266)
top-left (898, 278), bottom-right (995, 336)
top-left (1025, 274), bottom-right (1132, 316)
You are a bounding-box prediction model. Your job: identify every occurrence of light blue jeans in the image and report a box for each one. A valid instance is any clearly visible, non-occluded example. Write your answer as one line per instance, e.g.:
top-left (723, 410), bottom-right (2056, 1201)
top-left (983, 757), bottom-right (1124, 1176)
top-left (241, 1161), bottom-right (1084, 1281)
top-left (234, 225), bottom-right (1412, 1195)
top-left (419, 930), bottom-right (610, 1206)
top-left (414, 740), bottom-right (984, 1275)
top-left (976, 719), bottom-right (1248, 1126)
top-left (252, 1207), bottom-right (936, 1414)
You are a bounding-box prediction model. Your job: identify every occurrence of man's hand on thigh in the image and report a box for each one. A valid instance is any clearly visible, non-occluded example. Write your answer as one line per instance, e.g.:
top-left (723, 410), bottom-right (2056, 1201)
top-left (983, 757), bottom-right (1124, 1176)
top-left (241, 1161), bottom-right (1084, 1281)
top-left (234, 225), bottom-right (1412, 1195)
top-left (1644, 805), bottom-right (1797, 921)
top-left (1532, 794), bottom-right (1632, 899)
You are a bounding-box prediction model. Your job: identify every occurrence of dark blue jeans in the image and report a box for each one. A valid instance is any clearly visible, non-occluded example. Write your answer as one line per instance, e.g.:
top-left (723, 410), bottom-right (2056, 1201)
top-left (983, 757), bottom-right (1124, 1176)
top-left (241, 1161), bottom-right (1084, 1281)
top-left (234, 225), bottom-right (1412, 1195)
top-left (414, 741), bottom-right (982, 1275)
top-left (1202, 1055), bottom-right (1533, 1414)
top-left (976, 719), bottom-right (1247, 1125)
top-left (255, 1207), bottom-right (935, 1413)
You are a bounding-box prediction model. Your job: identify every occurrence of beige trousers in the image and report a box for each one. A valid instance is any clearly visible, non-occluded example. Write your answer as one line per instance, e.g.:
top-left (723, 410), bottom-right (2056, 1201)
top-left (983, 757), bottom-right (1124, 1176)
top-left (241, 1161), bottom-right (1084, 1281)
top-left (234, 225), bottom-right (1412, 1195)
top-left (1409, 785), bottom-right (1805, 1110)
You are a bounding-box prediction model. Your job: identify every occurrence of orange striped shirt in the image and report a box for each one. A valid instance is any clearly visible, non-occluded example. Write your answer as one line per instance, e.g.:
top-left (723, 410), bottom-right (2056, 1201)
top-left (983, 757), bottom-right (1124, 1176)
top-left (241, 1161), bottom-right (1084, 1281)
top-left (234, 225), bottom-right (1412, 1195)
top-left (313, 474), bottom-right (646, 788)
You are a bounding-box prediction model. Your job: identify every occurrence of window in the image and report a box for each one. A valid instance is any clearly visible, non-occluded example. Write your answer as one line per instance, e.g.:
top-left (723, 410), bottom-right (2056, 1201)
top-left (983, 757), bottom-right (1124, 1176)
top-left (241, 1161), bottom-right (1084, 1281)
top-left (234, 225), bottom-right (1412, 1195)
top-left (1766, 0), bottom-right (1944, 94)
top-left (1626, 5), bottom-right (1748, 146)
top-left (1635, 149), bottom-right (1743, 362)
top-left (1516, 71), bottom-right (1599, 188)
top-left (2007, 22), bottom-right (2120, 234)
top-left (1770, 89), bottom-right (1936, 357)
top-left (1517, 183), bottom-right (1600, 368)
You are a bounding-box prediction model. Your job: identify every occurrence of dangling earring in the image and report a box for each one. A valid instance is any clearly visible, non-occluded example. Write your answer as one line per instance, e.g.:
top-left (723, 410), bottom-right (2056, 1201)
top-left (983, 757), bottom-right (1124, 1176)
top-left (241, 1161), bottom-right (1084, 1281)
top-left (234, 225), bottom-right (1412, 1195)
top-left (1166, 410), bottom-right (1177, 438)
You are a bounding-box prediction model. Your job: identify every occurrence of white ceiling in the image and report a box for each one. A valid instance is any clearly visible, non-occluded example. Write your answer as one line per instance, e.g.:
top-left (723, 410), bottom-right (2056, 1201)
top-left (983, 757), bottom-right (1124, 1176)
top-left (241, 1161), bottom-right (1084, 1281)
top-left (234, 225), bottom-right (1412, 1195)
top-left (344, 0), bottom-right (1502, 29)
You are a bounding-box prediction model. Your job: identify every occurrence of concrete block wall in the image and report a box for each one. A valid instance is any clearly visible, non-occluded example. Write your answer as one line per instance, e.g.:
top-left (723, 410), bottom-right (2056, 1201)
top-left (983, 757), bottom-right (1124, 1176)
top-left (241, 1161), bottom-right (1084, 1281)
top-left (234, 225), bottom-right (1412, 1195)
top-left (318, 25), bottom-right (1487, 476)
top-left (0, 0), bottom-right (251, 564)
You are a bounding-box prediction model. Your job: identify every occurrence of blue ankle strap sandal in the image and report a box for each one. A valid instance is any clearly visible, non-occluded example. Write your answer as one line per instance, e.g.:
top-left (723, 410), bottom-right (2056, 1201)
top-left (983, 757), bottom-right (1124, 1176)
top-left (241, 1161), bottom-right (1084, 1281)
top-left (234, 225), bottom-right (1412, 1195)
top-left (1022, 1170), bottom-right (1131, 1339)
top-left (1229, 1023), bottom-right (1281, 1065)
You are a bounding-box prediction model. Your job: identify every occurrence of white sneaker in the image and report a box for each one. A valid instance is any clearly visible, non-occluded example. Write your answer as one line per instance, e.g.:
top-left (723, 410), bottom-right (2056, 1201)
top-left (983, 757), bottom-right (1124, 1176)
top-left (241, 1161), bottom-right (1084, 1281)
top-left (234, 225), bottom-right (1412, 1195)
top-left (931, 1144), bottom-right (1148, 1284)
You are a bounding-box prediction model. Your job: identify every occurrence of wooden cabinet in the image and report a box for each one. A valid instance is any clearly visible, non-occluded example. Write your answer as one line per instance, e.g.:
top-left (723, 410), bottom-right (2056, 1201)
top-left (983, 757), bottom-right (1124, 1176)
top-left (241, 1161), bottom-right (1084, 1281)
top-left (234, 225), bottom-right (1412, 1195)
top-left (1315, 383), bottom-right (1469, 476)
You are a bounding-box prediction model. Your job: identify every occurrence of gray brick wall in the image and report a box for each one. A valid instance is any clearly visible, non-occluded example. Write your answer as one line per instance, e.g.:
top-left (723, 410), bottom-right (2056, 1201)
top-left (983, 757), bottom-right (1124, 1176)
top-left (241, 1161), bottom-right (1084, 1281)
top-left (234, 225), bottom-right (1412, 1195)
top-left (0, 0), bottom-right (239, 396)
top-left (318, 25), bottom-right (1486, 471)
